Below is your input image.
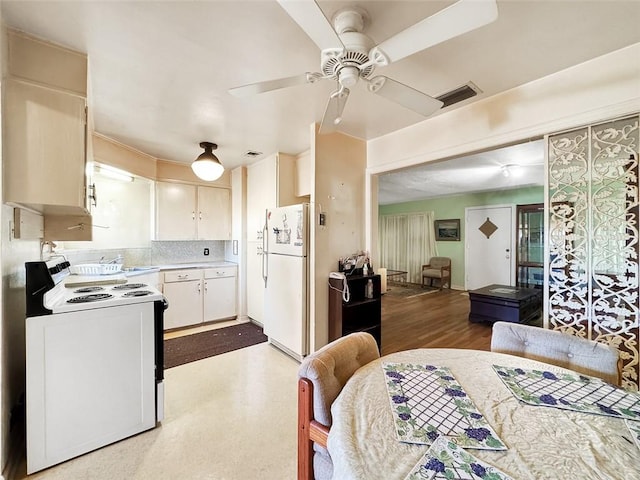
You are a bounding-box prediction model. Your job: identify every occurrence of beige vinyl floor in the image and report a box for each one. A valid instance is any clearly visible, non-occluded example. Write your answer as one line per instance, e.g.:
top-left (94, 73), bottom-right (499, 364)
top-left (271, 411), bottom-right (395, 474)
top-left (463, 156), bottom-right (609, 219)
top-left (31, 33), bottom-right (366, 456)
top-left (15, 341), bottom-right (300, 479)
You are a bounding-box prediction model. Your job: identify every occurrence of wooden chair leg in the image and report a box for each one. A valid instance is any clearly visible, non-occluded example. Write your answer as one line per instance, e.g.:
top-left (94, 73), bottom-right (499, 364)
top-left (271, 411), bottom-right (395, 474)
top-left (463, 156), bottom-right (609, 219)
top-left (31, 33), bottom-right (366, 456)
top-left (298, 378), bottom-right (314, 480)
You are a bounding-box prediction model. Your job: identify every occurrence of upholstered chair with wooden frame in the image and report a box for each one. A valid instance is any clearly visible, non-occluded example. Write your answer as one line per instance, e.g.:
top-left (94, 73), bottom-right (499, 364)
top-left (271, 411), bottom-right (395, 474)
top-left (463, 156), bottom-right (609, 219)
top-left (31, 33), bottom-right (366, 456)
top-left (421, 257), bottom-right (451, 289)
top-left (297, 332), bottom-right (380, 480)
top-left (491, 321), bottom-right (623, 385)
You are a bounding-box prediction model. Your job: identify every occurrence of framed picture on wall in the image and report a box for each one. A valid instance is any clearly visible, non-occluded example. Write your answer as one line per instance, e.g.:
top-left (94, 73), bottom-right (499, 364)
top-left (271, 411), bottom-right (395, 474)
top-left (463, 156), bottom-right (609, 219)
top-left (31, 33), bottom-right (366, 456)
top-left (435, 219), bottom-right (460, 241)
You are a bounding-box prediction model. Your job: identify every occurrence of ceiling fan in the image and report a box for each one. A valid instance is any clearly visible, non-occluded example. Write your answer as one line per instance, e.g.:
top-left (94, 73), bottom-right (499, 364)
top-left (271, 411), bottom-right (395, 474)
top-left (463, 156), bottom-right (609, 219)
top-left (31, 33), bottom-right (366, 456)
top-left (229, 0), bottom-right (498, 133)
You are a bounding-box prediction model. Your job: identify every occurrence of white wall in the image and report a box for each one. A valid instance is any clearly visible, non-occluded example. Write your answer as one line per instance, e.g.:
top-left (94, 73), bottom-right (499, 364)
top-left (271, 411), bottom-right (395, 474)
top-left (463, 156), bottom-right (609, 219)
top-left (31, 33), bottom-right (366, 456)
top-left (226, 166), bottom-right (246, 319)
top-left (365, 43), bottom-right (640, 255)
top-left (310, 127), bottom-right (366, 351)
top-left (63, 172), bottom-right (153, 249)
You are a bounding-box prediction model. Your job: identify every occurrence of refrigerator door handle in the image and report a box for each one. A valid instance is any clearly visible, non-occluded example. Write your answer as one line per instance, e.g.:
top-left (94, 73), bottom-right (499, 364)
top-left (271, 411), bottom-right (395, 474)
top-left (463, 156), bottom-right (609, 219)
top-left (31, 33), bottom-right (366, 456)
top-left (262, 220), bottom-right (268, 287)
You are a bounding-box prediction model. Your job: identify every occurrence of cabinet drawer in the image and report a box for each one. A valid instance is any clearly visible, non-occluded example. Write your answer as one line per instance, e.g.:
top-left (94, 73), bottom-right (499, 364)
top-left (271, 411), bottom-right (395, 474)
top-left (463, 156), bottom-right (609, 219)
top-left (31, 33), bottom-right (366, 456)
top-left (204, 267), bottom-right (236, 279)
top-left (163, 269), bottom-right (202, 283)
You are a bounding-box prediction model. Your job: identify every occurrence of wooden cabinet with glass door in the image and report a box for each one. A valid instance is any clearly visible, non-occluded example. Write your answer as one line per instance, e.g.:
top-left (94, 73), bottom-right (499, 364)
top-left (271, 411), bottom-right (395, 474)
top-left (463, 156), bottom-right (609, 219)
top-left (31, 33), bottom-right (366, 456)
top-left (516, 203), bottom-right (544, 289)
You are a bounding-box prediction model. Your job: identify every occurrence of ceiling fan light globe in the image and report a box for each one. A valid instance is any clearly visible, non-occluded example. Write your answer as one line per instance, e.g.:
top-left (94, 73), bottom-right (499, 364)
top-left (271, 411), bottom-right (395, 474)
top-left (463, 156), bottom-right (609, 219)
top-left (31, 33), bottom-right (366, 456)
top-left (338, 66), bottom-right (360, 88)
top-left (191, 159), bottom-right (224, 182)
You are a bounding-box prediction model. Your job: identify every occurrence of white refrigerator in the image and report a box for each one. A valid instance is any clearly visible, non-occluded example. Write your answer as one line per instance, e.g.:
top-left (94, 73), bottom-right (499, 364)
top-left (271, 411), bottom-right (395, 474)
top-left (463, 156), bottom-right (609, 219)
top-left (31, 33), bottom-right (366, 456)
top-left (264, 203), bottom-right (309, 360)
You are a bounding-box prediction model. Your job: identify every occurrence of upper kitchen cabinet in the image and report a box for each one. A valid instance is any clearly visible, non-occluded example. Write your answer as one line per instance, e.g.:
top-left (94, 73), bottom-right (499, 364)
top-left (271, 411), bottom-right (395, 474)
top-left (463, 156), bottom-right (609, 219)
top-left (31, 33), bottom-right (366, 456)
top-left (197, 185), bottom-right (231, 240)
top-left (3, 30), bottom-right (90, 216)
top-left (155, 182), bottom-right (231, 241)
top-left (295, 150), bottom-right (311, 198)
top-left (246, 152), bottom-right (302, 242)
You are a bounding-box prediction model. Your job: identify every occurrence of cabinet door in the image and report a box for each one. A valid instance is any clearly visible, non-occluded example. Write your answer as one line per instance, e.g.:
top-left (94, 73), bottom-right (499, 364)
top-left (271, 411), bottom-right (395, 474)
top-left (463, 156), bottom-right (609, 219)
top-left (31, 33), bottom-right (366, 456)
top-left (295, 151), bottom-right (311, 197)
top-left (5, 79), bottom-right (87, 212)
top-left (197, 186), bottom-right (231, 240)
top-left (246, 242), bottom-right (265, 324)
top-left (203, 275), bottom-right (237, 322)
top-left (163, 280), bottom-right (202, 329)
top-left (247, 156), bottom-right (277, 242)
top-left (155, 182), bottom-right (197, 240)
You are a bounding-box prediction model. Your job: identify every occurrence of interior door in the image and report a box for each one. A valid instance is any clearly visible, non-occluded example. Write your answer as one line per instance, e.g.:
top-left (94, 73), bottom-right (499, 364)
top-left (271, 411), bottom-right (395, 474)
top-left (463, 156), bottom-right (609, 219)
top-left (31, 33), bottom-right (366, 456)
top-left (465, 205), bottom-right (515, 290)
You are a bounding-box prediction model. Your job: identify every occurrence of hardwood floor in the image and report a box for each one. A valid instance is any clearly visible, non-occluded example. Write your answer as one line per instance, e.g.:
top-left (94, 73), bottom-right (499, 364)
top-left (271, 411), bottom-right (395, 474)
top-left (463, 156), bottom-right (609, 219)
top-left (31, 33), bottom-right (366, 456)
top-left (380, 284), bottom-right (493, 355)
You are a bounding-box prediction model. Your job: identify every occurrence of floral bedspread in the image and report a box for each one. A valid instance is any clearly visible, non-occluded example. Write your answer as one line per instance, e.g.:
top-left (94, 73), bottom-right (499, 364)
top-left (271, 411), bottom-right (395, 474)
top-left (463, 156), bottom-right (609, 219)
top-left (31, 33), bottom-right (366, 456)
top-left (383, 363), bottom-right (506, 450)
top-left (493, 365), bottom-right (640, 420)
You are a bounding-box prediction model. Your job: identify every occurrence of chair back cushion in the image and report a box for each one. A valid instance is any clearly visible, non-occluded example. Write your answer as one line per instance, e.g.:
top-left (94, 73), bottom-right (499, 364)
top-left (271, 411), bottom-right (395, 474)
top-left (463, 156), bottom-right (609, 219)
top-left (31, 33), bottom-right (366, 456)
top-left (428, 257), bottom-right (451, 268)
top-left (298, 332), bottom-right (380, 427)
top-left (490, 322), bottom-right (620, 385)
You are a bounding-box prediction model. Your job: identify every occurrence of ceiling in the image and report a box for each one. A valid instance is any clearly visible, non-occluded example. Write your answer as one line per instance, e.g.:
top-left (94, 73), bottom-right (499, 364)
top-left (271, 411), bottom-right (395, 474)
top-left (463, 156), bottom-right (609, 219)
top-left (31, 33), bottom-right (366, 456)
top-left (2, 1), bottom-right (640, 202)
top-left (378, 139), bottom-right (545, 204)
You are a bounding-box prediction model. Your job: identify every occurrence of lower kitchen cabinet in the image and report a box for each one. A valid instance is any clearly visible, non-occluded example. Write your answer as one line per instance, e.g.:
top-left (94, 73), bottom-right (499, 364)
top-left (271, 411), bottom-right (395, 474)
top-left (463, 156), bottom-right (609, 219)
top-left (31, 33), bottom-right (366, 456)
top-left (162, 265), bottom-right (237, 330)
top-left (163, 269), bottom-right (202, 329)
top-left (203, 267), bottom-right (237, 322)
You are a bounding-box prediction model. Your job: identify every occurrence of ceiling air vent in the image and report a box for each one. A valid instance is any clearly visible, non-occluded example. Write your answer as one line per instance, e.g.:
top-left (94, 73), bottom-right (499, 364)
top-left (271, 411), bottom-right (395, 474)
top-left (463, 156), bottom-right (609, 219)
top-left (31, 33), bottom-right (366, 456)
top-left (243, 150), bottom-right (263, 158)
top-left (436, 82), bottom-right (481, 108)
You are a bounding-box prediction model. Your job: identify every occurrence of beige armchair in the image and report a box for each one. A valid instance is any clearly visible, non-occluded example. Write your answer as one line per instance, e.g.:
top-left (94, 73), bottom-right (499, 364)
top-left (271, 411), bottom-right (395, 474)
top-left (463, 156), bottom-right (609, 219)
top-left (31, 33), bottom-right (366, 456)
top-left (297, 332), bottom-right (380, 480)
top-left (491, 321), bottom-right (622, 385)
top-left (421, 257), bottom-right (451, 289)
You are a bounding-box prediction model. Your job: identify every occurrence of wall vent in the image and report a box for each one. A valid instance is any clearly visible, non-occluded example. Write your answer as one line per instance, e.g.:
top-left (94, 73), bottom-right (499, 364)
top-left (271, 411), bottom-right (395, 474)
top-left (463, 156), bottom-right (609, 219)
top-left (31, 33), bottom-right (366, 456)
top-left (436, 82), bottom-right (481, 108)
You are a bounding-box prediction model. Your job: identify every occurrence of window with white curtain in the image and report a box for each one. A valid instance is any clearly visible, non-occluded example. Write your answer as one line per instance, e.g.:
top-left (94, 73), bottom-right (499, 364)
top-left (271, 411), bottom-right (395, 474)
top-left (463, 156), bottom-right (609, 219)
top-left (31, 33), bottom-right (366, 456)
top-left (379, 212), bottom-right (438, 283)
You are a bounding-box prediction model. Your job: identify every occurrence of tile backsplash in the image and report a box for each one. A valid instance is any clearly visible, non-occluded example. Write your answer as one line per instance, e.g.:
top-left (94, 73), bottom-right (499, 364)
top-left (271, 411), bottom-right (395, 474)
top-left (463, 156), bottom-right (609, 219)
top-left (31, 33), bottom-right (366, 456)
top-left (59, 241), bottom-right (226, 267)
top-left (151, 241), bottom-right (225, 265)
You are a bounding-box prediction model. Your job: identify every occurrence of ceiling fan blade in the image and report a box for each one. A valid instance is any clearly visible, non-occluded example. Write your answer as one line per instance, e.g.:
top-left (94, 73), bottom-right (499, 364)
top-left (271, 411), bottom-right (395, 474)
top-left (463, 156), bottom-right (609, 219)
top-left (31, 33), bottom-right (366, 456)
top-left (367, 76), bottom-right (443, 117)
top-left (277, 0), bottom-right (344, 51)
top-left (319, 87), bottom-right (350, 134)
top-left (369, 0), bottom-right (498, 66)
top-left (228, 73), bottom-right (320, 97)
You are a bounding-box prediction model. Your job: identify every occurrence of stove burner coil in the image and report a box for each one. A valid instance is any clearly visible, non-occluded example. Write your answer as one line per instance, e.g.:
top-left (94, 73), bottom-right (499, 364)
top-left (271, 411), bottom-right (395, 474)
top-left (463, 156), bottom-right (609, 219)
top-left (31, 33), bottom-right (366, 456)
top-left (112, 283), bottom-right (147, 290)
top-left (122, 290), bottom-right (153, 297)
top-left (67, 293), bottom-right (114, 303)
top-left (74, 286), bottom-right (105, 293)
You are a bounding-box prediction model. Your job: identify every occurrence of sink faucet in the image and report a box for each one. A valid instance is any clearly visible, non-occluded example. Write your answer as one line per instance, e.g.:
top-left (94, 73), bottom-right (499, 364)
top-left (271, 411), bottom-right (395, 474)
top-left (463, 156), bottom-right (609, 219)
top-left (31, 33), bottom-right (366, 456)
top-left (100, 255), bottom-right (123, 264)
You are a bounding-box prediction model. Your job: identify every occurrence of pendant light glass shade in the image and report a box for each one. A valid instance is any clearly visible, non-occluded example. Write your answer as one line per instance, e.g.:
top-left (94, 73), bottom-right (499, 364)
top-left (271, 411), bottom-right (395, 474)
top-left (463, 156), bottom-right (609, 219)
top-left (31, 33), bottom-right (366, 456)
top-left (192, 142), bottom-right (224, 181)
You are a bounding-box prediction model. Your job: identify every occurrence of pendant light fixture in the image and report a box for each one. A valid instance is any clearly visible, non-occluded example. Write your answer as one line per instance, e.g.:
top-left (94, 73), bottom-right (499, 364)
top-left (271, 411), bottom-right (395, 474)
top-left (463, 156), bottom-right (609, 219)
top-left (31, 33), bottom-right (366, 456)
top-left (191, 142), bottom-right (224, 181)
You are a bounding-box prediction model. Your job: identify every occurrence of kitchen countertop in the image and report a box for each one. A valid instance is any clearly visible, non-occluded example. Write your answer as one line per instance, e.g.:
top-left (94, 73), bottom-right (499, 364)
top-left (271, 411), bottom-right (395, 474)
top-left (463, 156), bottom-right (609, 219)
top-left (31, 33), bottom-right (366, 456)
top-left (124, 261), bottom-right (237, 276)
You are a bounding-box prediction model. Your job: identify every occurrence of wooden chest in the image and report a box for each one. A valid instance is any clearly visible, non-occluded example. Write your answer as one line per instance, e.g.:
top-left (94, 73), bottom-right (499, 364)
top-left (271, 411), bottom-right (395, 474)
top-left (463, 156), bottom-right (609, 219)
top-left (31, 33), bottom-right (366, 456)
top-left (468, 284), bottom-right (542, 324)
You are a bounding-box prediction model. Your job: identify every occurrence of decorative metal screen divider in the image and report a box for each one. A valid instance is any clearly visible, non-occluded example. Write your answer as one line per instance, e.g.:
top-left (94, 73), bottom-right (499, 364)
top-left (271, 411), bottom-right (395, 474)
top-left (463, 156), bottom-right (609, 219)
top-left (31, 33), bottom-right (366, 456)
top-left (547, 114), bottom-right (639, 390)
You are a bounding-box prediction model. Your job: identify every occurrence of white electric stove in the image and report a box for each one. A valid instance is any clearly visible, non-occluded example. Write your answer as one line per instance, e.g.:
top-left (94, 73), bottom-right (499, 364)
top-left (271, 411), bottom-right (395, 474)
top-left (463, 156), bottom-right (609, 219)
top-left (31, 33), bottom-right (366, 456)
top-left (46, 279), bottom-right (165, 313)
top-left (25, 259), bottom-right (166, 474)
